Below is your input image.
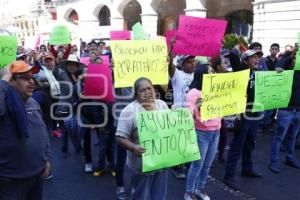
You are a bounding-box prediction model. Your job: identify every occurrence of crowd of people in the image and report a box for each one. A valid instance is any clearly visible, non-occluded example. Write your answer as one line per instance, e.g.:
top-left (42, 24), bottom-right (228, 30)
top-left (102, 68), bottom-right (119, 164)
top-left (1, 35), bottom-right (300, 200)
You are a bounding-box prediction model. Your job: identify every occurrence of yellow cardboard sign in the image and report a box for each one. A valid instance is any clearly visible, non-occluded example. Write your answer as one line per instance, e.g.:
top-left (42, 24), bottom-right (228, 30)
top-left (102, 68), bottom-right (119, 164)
top-left (110, 40), bottom-right (169, 88)
top-left (201, 69), bottom-right (250, 120)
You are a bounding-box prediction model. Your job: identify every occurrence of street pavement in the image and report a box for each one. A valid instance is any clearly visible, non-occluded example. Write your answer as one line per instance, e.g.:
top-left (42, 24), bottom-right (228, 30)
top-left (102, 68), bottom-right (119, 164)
top-left (44, 128), bottom-right (300, 200)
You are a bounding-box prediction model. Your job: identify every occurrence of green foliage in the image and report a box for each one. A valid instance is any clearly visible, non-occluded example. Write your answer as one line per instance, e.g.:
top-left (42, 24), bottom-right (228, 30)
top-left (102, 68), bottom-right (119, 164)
top-left (223, 34), bottom-right (249, 50)
top-left (238, 36), bottom-right (248, 48)
top-left (223, 34), bottom-right (239, 50)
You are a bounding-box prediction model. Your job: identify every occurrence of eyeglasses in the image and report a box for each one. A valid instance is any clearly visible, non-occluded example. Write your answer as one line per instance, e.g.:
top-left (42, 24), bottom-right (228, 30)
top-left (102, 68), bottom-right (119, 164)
top-left (14, 75), bottom-right (34, 82)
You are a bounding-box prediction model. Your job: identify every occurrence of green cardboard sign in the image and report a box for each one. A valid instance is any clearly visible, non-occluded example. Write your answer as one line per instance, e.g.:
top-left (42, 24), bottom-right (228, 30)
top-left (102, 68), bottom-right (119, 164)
top-left (252, 70), bottom-right (294, 112)
top-left (49, 25), bottom-right (71, 45)
top-left (0, 35), bottom-right (17, 69)
top-left (295, 51), bottom-right (300, 70)
top-left (132, 22), bottom-right (149, 40)
top-left (137, 108), bottom-right (200, 172)
top-left (295, 33), bottom-right (300, 70)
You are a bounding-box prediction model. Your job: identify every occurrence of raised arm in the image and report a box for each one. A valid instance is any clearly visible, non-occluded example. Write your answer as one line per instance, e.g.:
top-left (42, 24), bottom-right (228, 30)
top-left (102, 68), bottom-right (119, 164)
top-left (168, 36), bottom-right (176, 78)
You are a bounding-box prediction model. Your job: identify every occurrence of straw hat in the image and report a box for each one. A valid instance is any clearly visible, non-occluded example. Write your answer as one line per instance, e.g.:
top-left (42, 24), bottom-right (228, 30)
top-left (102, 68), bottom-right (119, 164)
top-left (60, 54), bottom-right (86, 67)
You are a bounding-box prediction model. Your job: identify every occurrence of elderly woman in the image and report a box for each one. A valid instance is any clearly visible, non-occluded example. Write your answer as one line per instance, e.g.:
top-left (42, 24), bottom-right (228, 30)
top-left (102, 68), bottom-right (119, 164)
top-left (116, 77), bottom-right (169, 200)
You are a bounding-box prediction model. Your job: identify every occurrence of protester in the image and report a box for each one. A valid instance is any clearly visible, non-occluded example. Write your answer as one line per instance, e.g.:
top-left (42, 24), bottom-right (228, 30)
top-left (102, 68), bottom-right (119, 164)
top-left (223, 49), bottom-right (264, 191)
top-left (210, 56), bottom-right (231, 163)
top-left (269, 47), bottom-right (300, 173)
top-left (0, 61), bottom-right (51, 200)
top-left (33, 52), bottom-right (61, 136)
top-left (113, 87), bottom-right (134, 200)
top-left (261, 43), bottom-right (280, 71)
top-left (56, 50), bottom-right (65, 65)
top-left (249, 42), bottom-right (262, 51)
top-left (39, 44), bottom-right (47, 53)
top-left (53, 54), bottom-right (85, 157)
top-left (184, 65), bottom-right (220, 200)
top-left (169, 37), bottom-right (197, 179)
top-left (116, 77), bottom-right (169, 200)
top-left (259, 43), bottom-right (281, 131)
top-left (50, 44), bottom-right (71, 60)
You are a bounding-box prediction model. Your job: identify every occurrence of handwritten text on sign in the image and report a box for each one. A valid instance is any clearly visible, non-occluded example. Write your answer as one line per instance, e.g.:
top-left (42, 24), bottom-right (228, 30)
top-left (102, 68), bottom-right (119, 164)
top-left (137, 108), bottom-right (200, 172)
top-left (111, 40), bottom-right (169, 88)
top-left (252, 70), bottom-right (294, 112)
top-left (0, 36), bottom-right (17, 69)
top-left (201, 70), bottom-right (250, 120)
top-left (173, 15), bottom-right (227, 57)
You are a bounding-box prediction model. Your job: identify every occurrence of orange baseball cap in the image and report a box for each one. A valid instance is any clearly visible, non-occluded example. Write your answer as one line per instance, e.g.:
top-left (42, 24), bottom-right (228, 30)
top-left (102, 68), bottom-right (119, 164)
top-left (10, 61), bottom-right (40, 74)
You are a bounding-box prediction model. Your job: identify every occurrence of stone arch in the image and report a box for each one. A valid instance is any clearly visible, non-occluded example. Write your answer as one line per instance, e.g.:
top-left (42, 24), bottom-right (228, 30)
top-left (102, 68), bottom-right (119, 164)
top-left (93, 4), bottom-right (111, 26)
top-left (64, 8), bottom-right (79, 25)
top-left (151, 0), bottom-right (186, 35)
top-left (206, 0), bottom-right (253, 39)
top-left (121, 0), bottom-right (142, 30)
top-left (206, 0), bottom-right (252, 18)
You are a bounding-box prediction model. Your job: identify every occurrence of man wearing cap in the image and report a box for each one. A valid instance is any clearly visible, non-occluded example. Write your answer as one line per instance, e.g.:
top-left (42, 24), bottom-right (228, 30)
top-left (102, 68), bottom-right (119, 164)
top-left (223, 49), bottom-right (264, 191)
top-left (0, 61), bottom-right (51, 200)
top-left (169, 38), bottom-right (197, 179)
top-left (33, 52), bottom-right (61, 138)
top-left (34, 53), bottom-right (60, 97)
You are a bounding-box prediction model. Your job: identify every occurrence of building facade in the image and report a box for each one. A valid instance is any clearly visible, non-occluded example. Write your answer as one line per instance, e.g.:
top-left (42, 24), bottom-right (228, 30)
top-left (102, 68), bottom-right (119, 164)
top-left (1, 0), bottom-right (300, 53)
top-left (252, 0), bottom-right (300, 52)
top-left (0, 0), bottom-right (57, 45)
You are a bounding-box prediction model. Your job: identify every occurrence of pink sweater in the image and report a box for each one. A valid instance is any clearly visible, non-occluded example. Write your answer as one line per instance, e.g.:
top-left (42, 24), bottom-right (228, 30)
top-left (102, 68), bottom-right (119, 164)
top-left (186, 88), bottom-right (221, 131)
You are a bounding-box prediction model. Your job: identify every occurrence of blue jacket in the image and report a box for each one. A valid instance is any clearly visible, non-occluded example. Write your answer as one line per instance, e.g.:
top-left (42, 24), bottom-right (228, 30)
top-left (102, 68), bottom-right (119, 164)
top-left (0, 95), bottom-right (51, 178)
top-left (0, 80), bottom-right (29, 138)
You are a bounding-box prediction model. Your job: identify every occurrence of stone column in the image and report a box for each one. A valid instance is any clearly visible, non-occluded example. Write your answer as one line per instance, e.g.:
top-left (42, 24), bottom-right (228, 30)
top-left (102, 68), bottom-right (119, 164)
top-left (185, 0), bottom-right (207, 17)
top-left (110, 3), bottom-right (124, 30)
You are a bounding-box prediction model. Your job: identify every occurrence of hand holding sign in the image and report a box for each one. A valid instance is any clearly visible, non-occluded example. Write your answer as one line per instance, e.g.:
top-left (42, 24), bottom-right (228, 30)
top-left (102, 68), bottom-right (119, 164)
top-left (137, 108), bottom-right (200, 172)
top-left (110, 40), bottom-right (169, 88)
top-left (166, 30), bottom-right (177, 49)
top-left (201, 70), bottom-right (250, 120)
top-left (132, 144), bottom-right (145, 156)
top-left (252, 70), bottom-right (294, 112)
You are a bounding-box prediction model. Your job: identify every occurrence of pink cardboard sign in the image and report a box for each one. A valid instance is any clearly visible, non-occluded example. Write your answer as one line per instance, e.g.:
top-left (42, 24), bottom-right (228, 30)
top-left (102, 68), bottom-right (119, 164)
top-left (110, 31), bottom-right (131, 40)
top-left (173, 15), bottom-right (227, 57)
top-left (166, 30), bottom-right (177, 49)
top-left (84, 56), bottom-right (115, 102)
top-left (80, 57), bottom-right (90, 66)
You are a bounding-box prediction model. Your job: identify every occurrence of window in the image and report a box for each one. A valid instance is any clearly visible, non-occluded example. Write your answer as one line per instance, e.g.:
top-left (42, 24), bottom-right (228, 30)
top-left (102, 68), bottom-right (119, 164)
top-left (225, 10), bottom-right (253, 40)
top-left (98, 6), bottom-right (111, 26)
